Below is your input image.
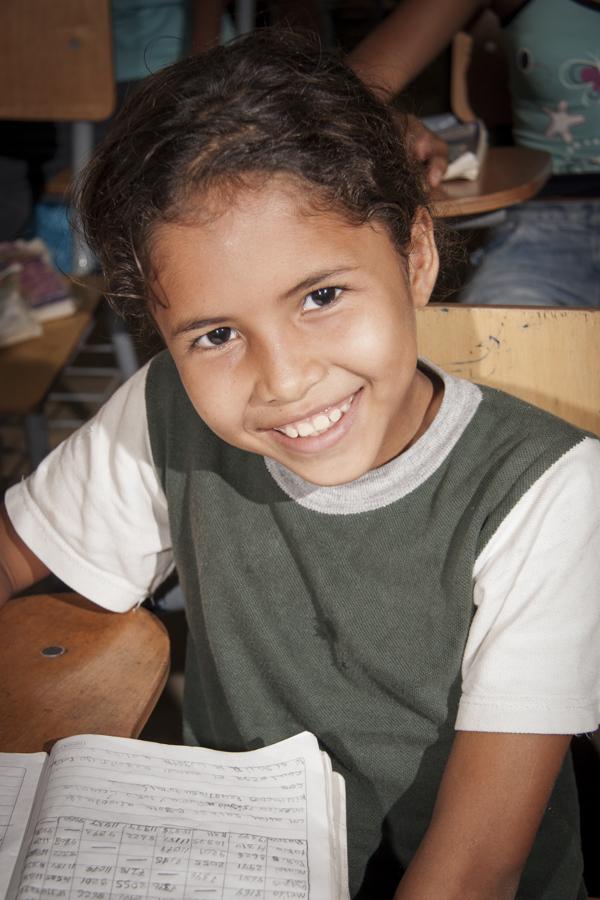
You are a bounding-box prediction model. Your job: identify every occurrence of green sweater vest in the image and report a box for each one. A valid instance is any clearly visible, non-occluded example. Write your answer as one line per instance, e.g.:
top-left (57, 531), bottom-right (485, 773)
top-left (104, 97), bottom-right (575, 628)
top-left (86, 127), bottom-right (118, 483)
top-left (146, 351), bottom-right (586, 899)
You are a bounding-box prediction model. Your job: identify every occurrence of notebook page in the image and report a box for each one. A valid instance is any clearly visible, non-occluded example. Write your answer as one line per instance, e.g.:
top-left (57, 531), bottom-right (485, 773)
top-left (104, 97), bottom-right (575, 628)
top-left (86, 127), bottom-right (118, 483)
top-left (318, 753), bottom-right (349, 900)
top-left (13, 732), bottom-right (339, 900)
top-left (331, 772), bottom-right (349, 900)
top-left (0, 753), bottom-right (46, 898)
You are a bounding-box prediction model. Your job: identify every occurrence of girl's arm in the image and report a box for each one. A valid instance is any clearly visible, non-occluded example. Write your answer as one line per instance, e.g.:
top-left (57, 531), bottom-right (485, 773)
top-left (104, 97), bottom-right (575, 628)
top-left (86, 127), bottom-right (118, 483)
top-left (347, 0), bottom-right (488, 102)
top-left (0, 504), bottom-right (50, 607)
top-left (394, 730), bottom-right (572, 900)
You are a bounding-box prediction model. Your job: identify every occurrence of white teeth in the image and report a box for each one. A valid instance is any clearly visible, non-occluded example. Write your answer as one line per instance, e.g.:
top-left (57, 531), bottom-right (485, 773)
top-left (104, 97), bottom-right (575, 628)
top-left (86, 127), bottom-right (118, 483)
top-left (312, 414), bottom-right (330, 432)
top-left (275, 394), bottom-right (354, 439)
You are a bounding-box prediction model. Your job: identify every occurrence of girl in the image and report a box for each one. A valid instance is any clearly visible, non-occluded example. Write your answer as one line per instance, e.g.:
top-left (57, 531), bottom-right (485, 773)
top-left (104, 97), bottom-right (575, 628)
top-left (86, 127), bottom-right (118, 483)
top-left (2, 29), bottom-right (599, 899)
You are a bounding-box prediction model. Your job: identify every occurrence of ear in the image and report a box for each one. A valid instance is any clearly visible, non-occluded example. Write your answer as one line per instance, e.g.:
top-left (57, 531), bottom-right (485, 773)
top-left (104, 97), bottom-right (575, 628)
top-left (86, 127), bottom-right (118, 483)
top-left (408, 209), bottom-right (439, 309)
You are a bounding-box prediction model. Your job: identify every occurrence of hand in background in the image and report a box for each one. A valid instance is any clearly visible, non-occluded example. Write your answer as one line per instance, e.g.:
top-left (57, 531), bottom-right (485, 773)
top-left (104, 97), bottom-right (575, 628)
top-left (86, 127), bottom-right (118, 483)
top-left (403, 114), bottom-right (448, 188)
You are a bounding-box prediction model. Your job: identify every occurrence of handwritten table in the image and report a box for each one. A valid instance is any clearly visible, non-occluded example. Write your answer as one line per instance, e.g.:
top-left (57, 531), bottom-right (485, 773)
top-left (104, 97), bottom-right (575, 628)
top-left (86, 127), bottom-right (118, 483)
top-left (431, 146), bottom-right (552, 218)
top-left (4, 733), bottom-right (323, 900)
top-left (18, 820), bottom-right (308, 899)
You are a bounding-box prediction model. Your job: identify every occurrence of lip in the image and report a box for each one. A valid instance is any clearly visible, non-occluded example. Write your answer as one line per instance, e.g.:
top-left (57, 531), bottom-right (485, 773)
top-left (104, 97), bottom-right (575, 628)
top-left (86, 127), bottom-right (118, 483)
top-left (264, 391), bottom-right (357, 433)
top-left (267, 388), bottom-right (362, 454)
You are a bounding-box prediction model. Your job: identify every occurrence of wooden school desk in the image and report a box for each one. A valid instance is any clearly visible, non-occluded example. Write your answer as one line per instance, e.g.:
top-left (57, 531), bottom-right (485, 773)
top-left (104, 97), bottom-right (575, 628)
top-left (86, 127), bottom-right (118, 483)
top-left (0, 593), bottom-right (170, 753)
top-left (0, 280), bottom-right (103, 467)
top-left (431, 146), bottom-right (552, 218)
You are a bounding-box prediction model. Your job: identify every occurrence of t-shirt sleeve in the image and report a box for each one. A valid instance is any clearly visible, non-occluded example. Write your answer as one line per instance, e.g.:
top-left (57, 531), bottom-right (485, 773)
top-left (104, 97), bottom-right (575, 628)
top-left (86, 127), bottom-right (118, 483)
top-left (457, 436), bottom-right (600, 734)
top-left (4, 362), bottom-right (173, 612)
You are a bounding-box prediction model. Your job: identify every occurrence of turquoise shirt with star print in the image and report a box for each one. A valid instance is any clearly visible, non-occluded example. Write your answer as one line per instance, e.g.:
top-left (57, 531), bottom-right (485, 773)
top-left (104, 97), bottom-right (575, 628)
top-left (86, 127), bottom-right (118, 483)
top-left (503, 0), bottom-right (600, 174)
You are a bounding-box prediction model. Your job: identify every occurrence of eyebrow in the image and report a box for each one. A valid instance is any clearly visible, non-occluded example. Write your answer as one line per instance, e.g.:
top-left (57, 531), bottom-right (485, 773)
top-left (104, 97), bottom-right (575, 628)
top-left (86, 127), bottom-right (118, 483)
top-left (170, 266), bottom-right (358, 339)
top-left (280, 266), bottom-right (358, 301)
top-left (172, 315), bottom-right (227, 339)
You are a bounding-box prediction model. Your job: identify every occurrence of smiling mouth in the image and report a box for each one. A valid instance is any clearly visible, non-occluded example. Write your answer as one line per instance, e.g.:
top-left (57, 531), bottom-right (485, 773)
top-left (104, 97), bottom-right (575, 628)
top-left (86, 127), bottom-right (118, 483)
top-left (273, 394), bottom-right (355, 439)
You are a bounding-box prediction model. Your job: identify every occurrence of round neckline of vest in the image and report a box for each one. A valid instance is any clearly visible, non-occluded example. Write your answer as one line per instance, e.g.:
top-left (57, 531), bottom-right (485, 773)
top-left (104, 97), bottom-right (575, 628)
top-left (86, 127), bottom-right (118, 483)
top-left (263, 360), bottom-right (482, 515)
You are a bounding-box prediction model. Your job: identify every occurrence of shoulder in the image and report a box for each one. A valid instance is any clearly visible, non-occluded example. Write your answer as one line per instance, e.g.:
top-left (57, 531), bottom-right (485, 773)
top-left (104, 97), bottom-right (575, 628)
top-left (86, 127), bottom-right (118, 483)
top-left (4, 359), bottom-right (173, 610)
top-left (458, 434), bottom-right (600, 734)
top-left (457, 383), bottom-right (592, 545)
top-left (474, 382), bottom-right (585, 450)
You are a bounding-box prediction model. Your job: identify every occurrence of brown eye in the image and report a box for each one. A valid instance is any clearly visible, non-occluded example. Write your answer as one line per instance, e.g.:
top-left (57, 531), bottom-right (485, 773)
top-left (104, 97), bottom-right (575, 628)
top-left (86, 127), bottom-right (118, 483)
top-left (303, 287), bottom-right (341, 310)
top-left (196, 326), bottom-right (238, 349)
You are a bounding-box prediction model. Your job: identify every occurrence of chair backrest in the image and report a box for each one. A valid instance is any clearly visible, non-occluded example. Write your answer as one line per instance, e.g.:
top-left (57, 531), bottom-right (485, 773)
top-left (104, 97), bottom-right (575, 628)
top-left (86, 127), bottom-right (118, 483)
top-left (450, 10), bottom-right (512, 129)
top-left (0, 0), bottom-right (114, 121)
top-left (417, 305), bottom-right (600, 436)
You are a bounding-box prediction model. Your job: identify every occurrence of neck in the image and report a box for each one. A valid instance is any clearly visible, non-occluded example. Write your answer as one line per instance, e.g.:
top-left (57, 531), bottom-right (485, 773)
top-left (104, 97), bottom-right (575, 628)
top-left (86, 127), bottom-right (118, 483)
top-left (406, 367), bottom-right (444, 451)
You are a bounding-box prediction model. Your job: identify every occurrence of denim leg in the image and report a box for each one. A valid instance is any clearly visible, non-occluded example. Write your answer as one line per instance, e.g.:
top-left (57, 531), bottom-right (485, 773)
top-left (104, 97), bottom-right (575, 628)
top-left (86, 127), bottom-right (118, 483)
top-left (459, 200), bottom-right (600, 307)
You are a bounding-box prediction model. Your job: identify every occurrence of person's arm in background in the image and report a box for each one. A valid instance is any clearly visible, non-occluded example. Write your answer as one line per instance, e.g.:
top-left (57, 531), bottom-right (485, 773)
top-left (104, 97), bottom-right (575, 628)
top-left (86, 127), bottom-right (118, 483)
top-left (347, 0), bottom-right (488, 186)
top-left (347, 0), bottom-right (487, 102)
top-left (394, 731), bottom-right (572, 899)
top-left (0, 504), bottom-right (49, 608)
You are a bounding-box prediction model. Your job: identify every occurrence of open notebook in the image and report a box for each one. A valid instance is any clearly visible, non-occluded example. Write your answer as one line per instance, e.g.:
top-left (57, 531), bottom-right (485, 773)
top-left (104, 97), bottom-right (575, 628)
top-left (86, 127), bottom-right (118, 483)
top-left (0, 731), bottom-right (349, 900)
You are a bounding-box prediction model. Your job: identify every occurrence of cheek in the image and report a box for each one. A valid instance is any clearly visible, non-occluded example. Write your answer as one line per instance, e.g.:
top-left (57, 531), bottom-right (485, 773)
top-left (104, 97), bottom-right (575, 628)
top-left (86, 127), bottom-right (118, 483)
top-left (179, 364), bottom-right (248, 439)
top-left (339, 300), bottom-right (417, 372)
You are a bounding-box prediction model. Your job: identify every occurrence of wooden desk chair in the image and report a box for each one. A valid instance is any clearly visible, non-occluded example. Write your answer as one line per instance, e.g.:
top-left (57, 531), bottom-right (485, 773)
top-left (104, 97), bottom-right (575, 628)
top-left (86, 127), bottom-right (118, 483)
top-left (0, 278), bottom-right (105, 468)
top-left (0, 2), bottom-right (139, 473)
top-left (450, 11), bottom-right (512, 131)
top-left (429, 12), bottom-right (554, 225)
top-left (432, 11), bottom-right (551, 221)
top-left (0, 592), bottom-right (170, 753)
top-left (0, 0), bottom-right (115, 275)
top-left (417, 305), bottom-right (600, 436)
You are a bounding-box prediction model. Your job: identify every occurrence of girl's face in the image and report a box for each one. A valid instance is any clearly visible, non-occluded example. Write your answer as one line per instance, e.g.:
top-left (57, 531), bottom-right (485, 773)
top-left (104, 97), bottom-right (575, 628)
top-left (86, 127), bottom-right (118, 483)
top-left (151, 177), bottom-right (441, 486)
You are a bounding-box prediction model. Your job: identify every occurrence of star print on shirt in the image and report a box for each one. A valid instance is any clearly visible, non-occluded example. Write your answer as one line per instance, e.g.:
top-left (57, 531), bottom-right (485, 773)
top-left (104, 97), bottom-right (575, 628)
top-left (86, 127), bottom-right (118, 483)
top-left (543, 100), bottom-right (585, 144)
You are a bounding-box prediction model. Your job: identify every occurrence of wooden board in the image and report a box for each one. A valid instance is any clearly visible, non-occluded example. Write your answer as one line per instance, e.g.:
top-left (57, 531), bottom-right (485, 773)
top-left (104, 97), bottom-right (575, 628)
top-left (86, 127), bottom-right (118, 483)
top-left (0, 0), bottom-right (115, 121)
top-left (431, 147), bottom-right (552, 218)
top-left (0, 593), bottom-right (170, 753)
top-left (417, 305), bottom-right (600, 436)
top-left (0, 279), bottom-right (103, 416)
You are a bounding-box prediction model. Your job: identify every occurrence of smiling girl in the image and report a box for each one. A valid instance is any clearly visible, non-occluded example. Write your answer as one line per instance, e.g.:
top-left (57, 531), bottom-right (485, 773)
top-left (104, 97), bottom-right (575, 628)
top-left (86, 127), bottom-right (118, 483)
top-left (1, 29), bottom-right (599, 900)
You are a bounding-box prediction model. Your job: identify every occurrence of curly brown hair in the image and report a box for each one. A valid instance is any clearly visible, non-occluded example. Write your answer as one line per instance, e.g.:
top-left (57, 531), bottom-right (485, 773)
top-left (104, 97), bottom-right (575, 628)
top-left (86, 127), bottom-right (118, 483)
top-left (75, 28), bottom-right (430, 325)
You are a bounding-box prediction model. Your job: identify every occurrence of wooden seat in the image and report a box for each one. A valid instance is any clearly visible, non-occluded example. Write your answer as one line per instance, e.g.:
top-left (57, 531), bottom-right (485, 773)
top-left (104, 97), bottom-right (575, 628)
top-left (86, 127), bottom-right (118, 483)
top-left (417, 305), bottom-right (600, 436)
top-left (0, 593), bottom-right (170, 753)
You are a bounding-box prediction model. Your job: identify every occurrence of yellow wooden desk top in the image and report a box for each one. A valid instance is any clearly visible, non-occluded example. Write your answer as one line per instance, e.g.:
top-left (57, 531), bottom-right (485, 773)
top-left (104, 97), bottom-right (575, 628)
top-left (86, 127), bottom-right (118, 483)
top-left (0, 593), bottom-right (170, 753)
top-left (431, 146), bottom-right (552, 218)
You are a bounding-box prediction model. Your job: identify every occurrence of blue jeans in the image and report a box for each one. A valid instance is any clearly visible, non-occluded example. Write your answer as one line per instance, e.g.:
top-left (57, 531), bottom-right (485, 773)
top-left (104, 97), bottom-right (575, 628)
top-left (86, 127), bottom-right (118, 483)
top-left (459, 200), bottom-right (600, 307)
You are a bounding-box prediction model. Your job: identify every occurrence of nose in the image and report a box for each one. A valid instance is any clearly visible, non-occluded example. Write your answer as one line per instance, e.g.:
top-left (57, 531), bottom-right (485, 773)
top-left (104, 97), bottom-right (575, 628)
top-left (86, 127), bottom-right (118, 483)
top-left (251, 333), bottom-right (326, 405)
